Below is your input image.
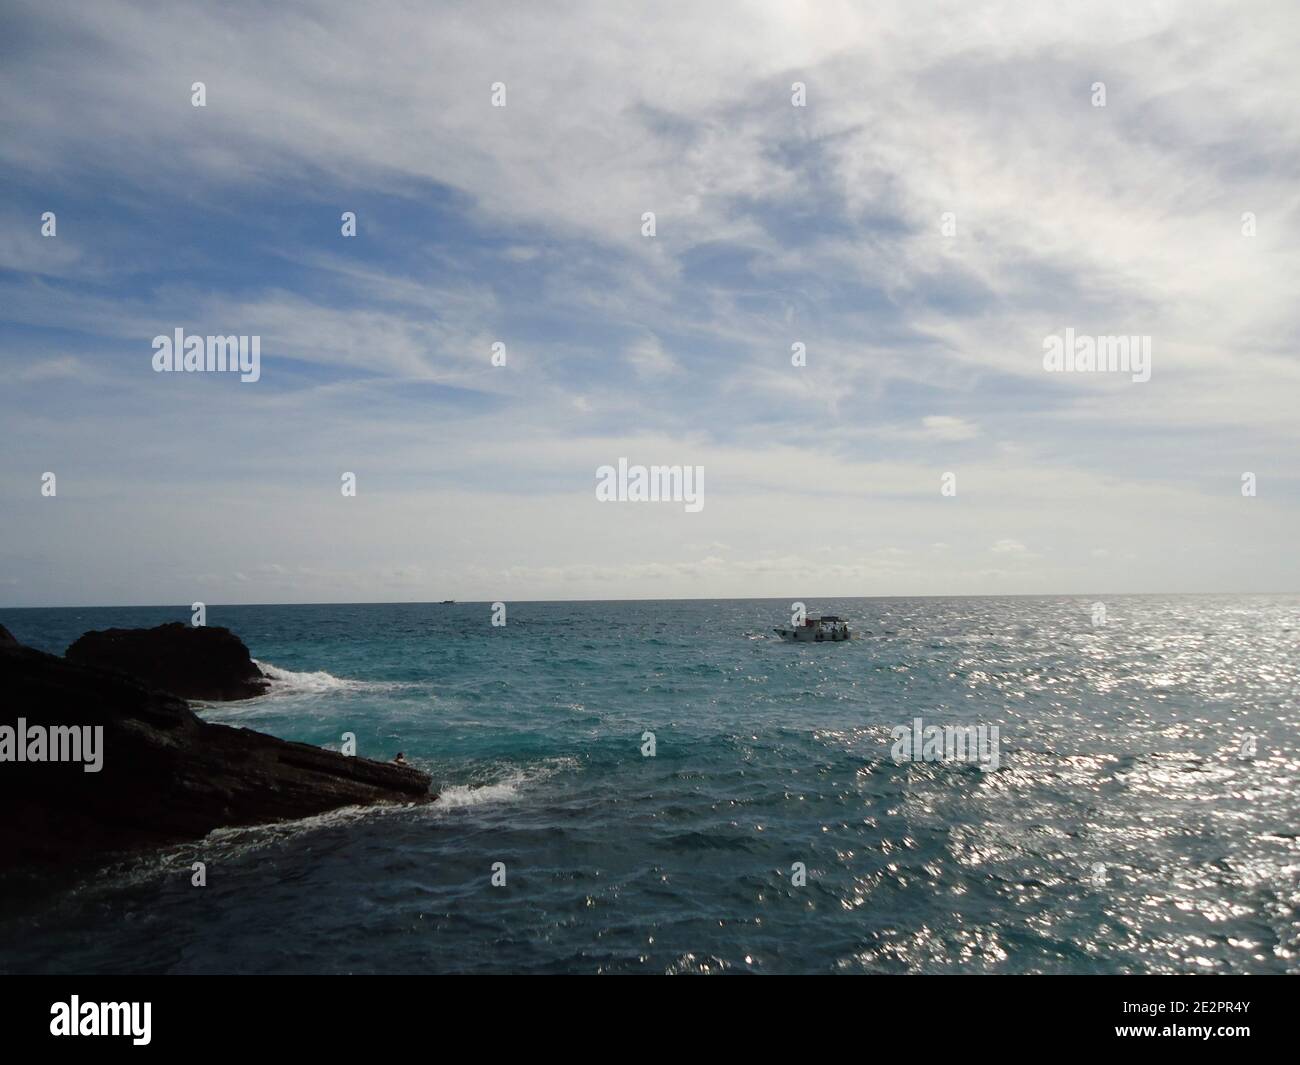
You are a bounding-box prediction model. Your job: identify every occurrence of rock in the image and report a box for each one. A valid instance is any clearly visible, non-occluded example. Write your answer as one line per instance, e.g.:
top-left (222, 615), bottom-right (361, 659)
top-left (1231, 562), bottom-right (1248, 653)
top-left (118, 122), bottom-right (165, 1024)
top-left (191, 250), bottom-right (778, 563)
top-left (66, 622), bottom-right (270, 701)
top-left (0, 634), bottom-right (433, 898)
top-left (0, 624), bottom-right (16, 647)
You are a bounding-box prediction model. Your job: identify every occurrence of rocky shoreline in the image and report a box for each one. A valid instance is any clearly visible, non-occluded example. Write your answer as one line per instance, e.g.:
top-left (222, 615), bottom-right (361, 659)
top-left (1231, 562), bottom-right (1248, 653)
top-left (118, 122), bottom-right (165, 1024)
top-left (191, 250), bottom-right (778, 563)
top-left (0, 622), bottom-right (433, 900)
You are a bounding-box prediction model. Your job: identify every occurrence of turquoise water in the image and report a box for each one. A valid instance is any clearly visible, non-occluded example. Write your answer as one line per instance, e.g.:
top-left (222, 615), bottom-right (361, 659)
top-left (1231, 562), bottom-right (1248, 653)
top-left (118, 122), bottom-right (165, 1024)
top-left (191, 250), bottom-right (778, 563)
top-left (1, 596), bottom-right (1297, 974)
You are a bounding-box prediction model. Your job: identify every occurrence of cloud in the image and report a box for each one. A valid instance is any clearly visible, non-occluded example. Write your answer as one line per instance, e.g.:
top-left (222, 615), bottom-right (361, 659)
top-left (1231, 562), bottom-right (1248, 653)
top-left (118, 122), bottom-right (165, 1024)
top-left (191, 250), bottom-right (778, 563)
top-left (624, 333), bottom-right (681, 379)
top-left (919, 416), bottom-right (980, 442)
top-left (1, 0), bottom-right (1297, 603)
top-left (991, 539), bottom-right (1029, 554)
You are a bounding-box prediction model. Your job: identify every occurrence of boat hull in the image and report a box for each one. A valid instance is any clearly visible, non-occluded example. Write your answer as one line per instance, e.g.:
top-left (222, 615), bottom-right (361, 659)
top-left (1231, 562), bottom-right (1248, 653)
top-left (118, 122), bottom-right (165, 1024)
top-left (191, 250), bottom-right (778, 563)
top-left (774, 627), bottom-right (851, 642)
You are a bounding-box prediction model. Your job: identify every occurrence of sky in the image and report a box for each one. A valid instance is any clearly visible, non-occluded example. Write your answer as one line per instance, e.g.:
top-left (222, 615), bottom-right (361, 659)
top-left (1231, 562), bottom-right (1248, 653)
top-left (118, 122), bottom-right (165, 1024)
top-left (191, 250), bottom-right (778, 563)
top-left (1, 0), bottom-right (1298, 607)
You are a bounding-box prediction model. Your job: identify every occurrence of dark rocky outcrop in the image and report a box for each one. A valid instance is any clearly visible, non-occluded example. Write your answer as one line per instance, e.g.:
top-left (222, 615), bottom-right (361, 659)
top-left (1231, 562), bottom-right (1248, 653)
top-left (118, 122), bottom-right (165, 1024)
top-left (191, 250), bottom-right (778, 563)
top-left (66, 622), bottom-right (270, 701)
top-left (0, 632), bottom-right (433, 898)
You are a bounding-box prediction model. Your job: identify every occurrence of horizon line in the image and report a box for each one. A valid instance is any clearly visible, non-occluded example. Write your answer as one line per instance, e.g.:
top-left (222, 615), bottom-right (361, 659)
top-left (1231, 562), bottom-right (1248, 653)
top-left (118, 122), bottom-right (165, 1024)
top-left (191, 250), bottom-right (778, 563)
top-left (2, 590), bottom-right (1297, 611)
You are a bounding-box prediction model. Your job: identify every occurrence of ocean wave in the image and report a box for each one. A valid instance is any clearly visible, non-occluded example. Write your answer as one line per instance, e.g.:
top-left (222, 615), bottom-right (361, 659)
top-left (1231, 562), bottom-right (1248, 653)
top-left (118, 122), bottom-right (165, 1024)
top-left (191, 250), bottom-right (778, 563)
top-left (203, 802), bottom-right (415, 845)
top-left (433, 757), bottom-right (578, 810)
top-left (252, 660), bottom-right (412, 696)
top-left (45, 802), bottom-right (423, 904)
top-left (434, 774), bottom-right (526, 809)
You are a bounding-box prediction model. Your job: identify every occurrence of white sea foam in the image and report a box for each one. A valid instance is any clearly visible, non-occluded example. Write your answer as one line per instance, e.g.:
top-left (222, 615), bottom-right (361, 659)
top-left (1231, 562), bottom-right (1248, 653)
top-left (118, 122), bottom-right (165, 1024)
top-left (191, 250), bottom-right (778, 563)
top-left (252, 660), bottom-right (413, 696)
top-left (204, 802), bottom-right (412, 845)
top-left (255, 660), bottom-right (356, 692)
top-left (434, 773), bottom-right (526, 809)
top-left (433, 758), bottom-right (577, 810)
top-left (61, 802), bottom-right (420, 902)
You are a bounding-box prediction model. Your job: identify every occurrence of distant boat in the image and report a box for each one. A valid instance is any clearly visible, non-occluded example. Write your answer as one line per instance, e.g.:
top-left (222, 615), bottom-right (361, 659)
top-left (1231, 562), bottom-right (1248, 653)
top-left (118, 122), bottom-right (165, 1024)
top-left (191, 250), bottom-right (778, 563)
top-left (440, 600), bottom-right (455, 604)
top-left (774, 615), bottom-right (851, 642)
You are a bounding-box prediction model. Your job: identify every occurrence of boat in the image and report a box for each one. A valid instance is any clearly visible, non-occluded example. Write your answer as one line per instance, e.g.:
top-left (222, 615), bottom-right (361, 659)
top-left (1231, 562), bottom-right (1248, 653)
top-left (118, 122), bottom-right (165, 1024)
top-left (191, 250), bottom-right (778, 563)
top-left (773, 615), bottom-right (851, 642)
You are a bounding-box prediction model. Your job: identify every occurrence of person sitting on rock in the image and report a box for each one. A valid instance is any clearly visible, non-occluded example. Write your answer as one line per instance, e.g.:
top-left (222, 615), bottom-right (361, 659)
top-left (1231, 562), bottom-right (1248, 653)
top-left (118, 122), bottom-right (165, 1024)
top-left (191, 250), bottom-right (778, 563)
top-left (392, 752), bottom-right (408, 766)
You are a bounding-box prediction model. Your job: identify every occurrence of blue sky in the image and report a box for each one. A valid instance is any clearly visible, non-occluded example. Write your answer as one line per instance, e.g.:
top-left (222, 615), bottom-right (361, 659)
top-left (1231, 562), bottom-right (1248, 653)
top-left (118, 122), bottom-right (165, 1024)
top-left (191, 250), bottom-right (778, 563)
top-left (2, 0), bottom-right (1298, 606)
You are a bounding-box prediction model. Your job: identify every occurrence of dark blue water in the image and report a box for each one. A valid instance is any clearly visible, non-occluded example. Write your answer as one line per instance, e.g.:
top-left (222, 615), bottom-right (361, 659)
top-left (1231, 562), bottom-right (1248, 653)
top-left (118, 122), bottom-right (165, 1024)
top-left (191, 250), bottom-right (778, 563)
top-left (1, 596), bottom-right (1297, 973)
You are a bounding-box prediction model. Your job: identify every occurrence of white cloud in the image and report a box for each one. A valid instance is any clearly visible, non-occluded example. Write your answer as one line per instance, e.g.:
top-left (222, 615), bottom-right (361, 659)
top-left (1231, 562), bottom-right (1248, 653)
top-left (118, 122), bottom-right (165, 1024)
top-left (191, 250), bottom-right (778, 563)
top-left (2, 1), bottom-right (1298, 603)
top-left (919, 416), bottom-right (980, 442)
top-left (625, 334), bottom-right (681, 379)
top-left (991, 539), bottom-right (1028, 554)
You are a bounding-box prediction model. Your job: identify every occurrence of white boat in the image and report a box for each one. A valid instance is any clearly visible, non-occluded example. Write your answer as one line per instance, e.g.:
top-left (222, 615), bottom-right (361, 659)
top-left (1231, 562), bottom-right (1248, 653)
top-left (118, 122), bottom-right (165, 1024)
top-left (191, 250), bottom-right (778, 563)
top-left (773, 615), bottom-right (851, 642)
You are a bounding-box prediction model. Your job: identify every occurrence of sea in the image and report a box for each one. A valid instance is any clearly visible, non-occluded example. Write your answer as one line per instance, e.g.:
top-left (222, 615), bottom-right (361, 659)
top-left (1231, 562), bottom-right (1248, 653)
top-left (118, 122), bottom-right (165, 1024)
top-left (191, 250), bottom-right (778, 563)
top-left (0, 595), bottom-right (1296, 974)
